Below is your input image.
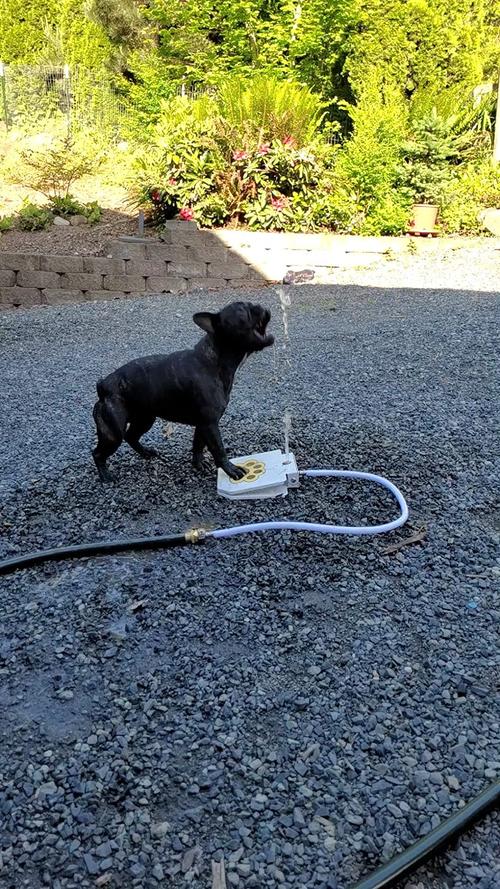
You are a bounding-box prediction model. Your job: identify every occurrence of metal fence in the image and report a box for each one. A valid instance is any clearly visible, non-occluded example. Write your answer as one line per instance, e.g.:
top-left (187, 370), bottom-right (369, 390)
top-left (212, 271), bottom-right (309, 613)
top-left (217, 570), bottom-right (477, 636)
top-left (0, 63), bottom-right (133, 137)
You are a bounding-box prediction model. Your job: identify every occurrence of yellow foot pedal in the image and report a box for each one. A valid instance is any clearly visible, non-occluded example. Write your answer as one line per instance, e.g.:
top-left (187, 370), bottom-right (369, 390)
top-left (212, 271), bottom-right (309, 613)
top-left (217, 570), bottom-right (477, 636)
top-left (217, 450), bottom-right (299, 500)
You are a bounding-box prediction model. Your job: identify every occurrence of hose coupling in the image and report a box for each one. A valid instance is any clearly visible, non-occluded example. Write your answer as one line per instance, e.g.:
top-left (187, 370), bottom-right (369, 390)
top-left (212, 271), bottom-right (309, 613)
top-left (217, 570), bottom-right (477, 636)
top-left (184, 527), bottom-right (208, 544)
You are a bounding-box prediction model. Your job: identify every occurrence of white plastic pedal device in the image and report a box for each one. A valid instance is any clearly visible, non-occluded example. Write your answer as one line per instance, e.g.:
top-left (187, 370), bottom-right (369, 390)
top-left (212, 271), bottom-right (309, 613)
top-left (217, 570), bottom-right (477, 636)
top-left (217, 450), bottom-right (299, 500)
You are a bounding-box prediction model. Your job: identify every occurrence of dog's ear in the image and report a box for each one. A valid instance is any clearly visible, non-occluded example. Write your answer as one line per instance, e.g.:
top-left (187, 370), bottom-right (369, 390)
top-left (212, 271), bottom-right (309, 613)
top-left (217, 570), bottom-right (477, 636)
top-left (193, 312), bottom-right (218, 334)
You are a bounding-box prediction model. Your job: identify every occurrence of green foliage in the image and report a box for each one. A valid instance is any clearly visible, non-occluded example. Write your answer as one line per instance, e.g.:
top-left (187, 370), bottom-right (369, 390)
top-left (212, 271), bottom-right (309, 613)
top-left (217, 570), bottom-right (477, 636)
top-left (327, 77), bottom-right (411, 233)
top-left (17, 202), bottom-right (54, 230)
top-left (440, 162), bottom-right (500, 233)
top-left (87, 0), bottom-right (146, 51)
top-left (344, 0), bottom-right (499, 104)
top-left (132, 88), bottom-right (338, 230)
top-left (80, 200), bottom-right (103, 224)
top-left (0, 215), bottom-right (15, 232)
top-left (117, 51), bottom-right (175, 135)
top-left (2, 0), bottom-right (499, 236)
top-left (130, 95), bottom-right (223, 226)
top-left (12, 136), bottom-right (105, 200)
top-left (398, 103), bottom-right (491, 204)
top-left (216, 75), bottom-right (326, 148)
top-left (48, 194), bottom-right (103, 222)
top-left (0, 0), bottom-right (113, 67)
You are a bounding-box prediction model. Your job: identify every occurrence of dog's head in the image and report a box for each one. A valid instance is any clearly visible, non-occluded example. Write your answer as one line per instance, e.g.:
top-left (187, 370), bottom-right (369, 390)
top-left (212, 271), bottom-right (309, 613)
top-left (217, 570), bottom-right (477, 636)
top-left (193, 302), bottom-right (274, 352)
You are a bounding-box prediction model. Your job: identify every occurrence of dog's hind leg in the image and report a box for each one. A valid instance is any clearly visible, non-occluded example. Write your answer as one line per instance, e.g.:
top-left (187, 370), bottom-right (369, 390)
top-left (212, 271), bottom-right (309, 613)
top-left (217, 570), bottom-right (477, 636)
top-left (92, 396), bottom-right (127, 482)
top-left (124, 415), bottom-right (157, 459)
top-left (192, 426), bottom-right (207, 471)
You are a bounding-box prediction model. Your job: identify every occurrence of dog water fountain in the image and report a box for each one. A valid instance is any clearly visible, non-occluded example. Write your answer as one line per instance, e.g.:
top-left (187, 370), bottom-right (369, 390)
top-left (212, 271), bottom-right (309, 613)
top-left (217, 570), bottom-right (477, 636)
top-left (217, 449), bottom-right (300, 500)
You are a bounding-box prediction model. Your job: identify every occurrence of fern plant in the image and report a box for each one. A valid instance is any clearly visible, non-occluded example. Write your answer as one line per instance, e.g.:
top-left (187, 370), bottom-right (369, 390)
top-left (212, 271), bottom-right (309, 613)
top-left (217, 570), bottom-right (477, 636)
top-left (216, 75), bottom-right (325, 149)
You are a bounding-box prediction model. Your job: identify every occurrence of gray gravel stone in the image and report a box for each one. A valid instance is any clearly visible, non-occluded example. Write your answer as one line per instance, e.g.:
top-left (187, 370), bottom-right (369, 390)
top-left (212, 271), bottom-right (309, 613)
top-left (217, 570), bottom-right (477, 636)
top-left (0, 269), bottom-right (499, 889)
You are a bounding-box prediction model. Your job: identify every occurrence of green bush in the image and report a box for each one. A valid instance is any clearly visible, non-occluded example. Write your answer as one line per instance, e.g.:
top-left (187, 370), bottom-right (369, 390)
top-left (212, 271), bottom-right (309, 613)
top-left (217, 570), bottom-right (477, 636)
top-left (133, 95), bottom-right (338, 231)
top-left (17, 202), bottom-right (54, 230)
top-left (399, 109), bottom-right (462, 204)
top-left (49, 194), bottom-right (103, 223)
top-left (440, 162), bottom-right (500, 234)
top-left (0, 215), bottom-right (15, 232)
top-left (12, 135), bottom-right (106, 200)
top-left (216, 75), bottom-right (326, 149)
top-left (131, 75), bottom-right (498, 237)
top-left (326, 77), bottom-right (410, 234)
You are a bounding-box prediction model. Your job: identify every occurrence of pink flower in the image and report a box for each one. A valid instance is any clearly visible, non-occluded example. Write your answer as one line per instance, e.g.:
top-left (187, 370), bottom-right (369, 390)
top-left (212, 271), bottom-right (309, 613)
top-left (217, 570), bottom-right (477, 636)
top-left (167, 177), bottom-right (177, 186)
top-left (179, 207), bottom-right (195, 221)
top-left (256, 143), bottom-right (271, 156)
top-left (232, 149), bottom-right (250, 161)
top-left (270, 195), bottom-right (288, 211)
top-left (282, 135), bottom-right (296, 148)
top-left (150, 189), bottom-right (161, 202)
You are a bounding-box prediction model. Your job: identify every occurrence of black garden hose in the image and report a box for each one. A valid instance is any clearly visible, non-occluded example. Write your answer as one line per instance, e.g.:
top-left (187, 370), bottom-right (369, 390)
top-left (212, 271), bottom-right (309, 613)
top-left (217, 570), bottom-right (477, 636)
top-left (351, 778), bottom-right (500, 889)
top-left (0, 528), bottom-right (207, 576)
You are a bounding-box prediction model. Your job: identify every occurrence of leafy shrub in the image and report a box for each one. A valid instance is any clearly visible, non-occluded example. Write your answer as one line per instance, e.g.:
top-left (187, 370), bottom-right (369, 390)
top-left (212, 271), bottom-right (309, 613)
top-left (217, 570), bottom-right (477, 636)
top-left (17, 202), bottom-right (54, 231)
top-left (134, 99), bottom-right (338, 231)
top-left (12, 135), bottom-right (106, 200)
top-left (49, 194), bottom-right (103, 223)
top-left (216, 75), bottom-right (326, 148)
top-left (440, 162), bottom-right (500, 234)
top-left (327, 78), bottom-right (410, 233)
top-left (49, 194), bottom-right (88, 216)
top-left (81, 200), bottom-right (103, 224)
top-left (131, 95), bottom-right (224, 226)
top-left (0, 215), bottom-right (15, 232)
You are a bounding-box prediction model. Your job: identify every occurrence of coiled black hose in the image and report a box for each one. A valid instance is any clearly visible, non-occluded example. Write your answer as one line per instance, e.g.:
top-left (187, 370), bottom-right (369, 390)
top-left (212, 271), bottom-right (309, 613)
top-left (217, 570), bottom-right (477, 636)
top-left (351, 778), bottom-right (500, 889)
top-left (0, 529), bottom-right (206, 576)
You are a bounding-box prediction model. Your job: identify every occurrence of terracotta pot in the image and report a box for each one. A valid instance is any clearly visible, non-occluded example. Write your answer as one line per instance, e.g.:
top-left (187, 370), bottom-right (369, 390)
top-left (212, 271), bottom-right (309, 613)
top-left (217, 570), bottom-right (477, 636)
top-left (408, 203), bottom-right (439, 236)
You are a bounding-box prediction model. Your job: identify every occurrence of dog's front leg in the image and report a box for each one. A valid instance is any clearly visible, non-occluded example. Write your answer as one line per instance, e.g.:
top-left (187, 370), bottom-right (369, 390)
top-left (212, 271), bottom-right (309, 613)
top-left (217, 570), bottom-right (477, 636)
top-left (199, 423), bottom-right (246, 480)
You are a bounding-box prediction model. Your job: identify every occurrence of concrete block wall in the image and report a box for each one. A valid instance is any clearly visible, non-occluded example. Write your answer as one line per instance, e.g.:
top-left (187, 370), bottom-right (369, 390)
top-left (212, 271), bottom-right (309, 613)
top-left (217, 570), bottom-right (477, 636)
top-left (0, 220), bottom-right (405, 309)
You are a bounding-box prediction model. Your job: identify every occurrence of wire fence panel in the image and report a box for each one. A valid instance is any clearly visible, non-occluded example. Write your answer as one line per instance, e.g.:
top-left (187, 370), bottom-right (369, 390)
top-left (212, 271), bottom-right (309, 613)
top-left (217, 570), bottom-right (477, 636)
top-left (0, 64), bottom-right (134, 138)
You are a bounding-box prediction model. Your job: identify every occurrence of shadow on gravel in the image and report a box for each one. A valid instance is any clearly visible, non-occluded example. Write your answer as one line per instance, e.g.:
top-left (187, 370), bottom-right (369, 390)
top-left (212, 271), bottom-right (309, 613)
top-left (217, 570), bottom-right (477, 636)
top-left (0, 283), bottom-right (499, 888)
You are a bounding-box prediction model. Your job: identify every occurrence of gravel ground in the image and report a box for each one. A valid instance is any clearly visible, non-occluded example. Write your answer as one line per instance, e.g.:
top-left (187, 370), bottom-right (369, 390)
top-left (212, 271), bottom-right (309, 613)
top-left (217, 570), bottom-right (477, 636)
top-left (0, 251), bottom-right (499, 889)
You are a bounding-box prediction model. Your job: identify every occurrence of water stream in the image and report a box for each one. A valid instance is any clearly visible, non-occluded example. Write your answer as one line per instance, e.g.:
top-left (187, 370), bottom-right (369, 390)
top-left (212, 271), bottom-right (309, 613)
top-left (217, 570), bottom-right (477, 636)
top-left (275, 285), bottom-right (293, 457)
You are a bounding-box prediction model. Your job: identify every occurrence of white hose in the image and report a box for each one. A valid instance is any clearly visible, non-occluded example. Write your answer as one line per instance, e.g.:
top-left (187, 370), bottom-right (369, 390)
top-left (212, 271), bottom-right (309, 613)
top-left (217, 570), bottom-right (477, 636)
top-left (209, 469), bottom-right (408, 540)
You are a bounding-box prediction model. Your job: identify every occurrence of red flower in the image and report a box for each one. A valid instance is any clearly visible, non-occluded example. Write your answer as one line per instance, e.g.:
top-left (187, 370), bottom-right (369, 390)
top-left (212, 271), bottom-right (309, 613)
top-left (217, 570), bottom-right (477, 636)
top-left (270, 195), bottom-right (288, 211)
top-left (282, 135), bottom-right (296, 148)
top-left (232, 149), bottom-right (250, 161)
top-left (150, 189), bottom-right (161, 202)
top-left (256, 143), bottom-right (271, 155)
top-left (179, 207), bottom-right (195, 221)
top-left (167, 177), bottom-right (177, 186)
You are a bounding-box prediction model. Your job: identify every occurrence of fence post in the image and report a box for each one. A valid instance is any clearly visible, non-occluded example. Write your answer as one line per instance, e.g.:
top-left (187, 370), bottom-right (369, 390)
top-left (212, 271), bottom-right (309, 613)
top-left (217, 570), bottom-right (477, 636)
top-left (63, 63), bottom-right (71, 138)
top-left (0, 61), bottom-right (9, 131)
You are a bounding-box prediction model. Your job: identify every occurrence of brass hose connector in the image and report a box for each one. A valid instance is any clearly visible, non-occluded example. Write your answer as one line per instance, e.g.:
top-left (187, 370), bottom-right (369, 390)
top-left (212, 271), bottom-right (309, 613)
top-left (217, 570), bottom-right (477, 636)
top-left (184, 528), bottom-right (208, 544)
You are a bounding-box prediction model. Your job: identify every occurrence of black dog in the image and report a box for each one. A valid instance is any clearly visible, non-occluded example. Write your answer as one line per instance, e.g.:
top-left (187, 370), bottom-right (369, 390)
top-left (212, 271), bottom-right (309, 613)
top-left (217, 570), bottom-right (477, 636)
top-left (92, 301), bottom-right (274, 482)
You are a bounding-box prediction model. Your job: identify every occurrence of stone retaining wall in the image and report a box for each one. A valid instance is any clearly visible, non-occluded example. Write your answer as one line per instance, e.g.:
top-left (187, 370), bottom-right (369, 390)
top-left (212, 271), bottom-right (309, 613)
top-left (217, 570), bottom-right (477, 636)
top-left (0, 220), bottom-right (406, 309)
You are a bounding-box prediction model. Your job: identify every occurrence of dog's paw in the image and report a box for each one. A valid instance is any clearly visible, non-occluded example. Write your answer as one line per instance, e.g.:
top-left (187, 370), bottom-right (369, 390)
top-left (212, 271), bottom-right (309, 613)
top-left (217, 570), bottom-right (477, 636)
top-left (142, 447), bottom-right (159, 459)
top-left (99, 469), bottom-right (115, 484)
top-left (225, 462), bottom-right (247, 481)
top-left (193, 457), bottom-right (211, 472)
